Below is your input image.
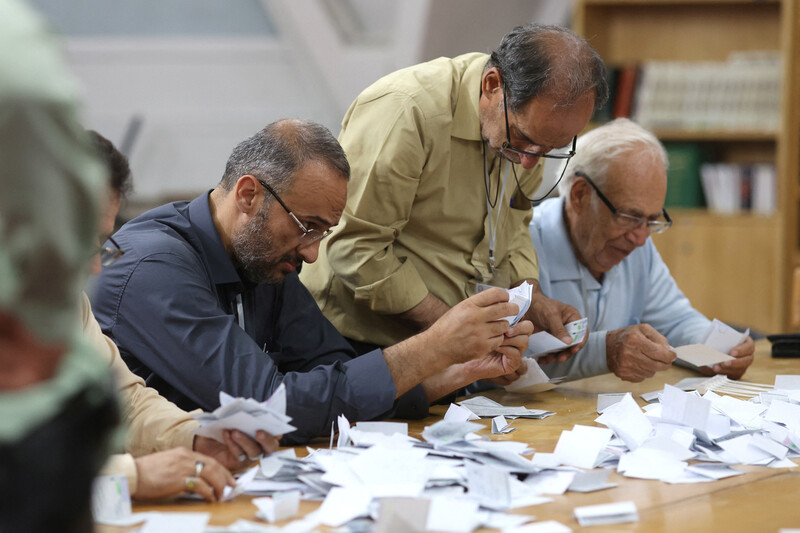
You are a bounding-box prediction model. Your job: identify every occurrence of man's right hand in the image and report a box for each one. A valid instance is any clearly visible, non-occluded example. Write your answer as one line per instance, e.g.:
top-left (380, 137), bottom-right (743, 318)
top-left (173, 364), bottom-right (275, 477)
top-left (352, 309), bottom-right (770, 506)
top-left (606, 324), bottom-right (676, 382)
top-left (425, 287), bottom-right (522, 366)
top-left (133, 448), bottom-right (235, 502)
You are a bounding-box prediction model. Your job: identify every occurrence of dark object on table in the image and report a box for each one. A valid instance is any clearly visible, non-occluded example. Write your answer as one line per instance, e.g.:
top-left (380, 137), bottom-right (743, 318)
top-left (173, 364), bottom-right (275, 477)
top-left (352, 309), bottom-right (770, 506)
top-left (767, 334), bottom-right (800, 358)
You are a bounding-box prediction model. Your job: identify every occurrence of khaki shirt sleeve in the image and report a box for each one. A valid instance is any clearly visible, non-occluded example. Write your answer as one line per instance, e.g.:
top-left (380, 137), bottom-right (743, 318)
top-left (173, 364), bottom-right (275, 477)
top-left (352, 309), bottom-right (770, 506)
top-left (98, 453), bottom-right (139, 496)
top-left (326, 92), bottom-right (431, 314)
top-left (81, 293), bottom-right (199, 455)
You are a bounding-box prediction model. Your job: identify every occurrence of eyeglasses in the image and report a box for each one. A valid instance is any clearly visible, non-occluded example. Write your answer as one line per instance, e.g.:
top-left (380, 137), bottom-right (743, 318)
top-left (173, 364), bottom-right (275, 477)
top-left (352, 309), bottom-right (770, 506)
top-left (99, 236), bottom-right (125, 266)
top-left (257, 179), bottom-right (333, 248)
top-left (574, 171), bottom-right (673, 234)
top-left (501, 87), bottom-right (577, 161)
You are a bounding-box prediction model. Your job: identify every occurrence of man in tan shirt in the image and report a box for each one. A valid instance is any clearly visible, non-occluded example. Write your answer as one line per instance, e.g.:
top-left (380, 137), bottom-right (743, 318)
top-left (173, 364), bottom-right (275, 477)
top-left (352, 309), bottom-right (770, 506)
top-left (302, 24), bottom-right (608, 365)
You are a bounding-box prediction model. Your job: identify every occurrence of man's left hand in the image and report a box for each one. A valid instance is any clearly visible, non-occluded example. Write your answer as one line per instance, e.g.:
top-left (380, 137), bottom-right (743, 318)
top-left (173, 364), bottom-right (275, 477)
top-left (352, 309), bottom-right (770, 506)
top-left (702, 336), bottom-right (755, 380)
top-left (194, 429), bottom-right (280, 470)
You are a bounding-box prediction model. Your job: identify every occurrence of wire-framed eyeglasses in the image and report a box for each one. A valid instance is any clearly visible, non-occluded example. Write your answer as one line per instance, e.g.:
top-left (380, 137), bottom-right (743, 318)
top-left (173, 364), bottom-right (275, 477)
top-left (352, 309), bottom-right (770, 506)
top-left (257, 179), bottom-right (333, 248)
top-left (574, 171), bottom-right (673, 234)
top-left (501, 88), bottom-right (577, 161)
top-left (99, 236), bottom-right (125, 266)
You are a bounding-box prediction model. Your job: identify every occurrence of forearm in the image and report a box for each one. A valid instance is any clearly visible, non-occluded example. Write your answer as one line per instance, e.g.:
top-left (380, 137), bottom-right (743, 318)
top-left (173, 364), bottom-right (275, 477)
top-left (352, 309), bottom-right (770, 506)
top-left (394, 292), bottom-right (450, 331)
top-left (382, 333), bottom-right (450, 398)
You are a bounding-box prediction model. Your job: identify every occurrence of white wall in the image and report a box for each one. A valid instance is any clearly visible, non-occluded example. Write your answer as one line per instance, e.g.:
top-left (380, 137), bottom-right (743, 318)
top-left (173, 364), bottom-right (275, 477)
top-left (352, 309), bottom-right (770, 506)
top-left (49, 0), bottom-right (574, 203)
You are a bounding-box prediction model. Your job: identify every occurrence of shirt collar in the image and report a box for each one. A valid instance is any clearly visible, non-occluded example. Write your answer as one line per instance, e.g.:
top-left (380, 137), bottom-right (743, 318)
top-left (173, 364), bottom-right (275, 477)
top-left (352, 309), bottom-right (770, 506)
top-left (188, 190), bottom-right (243, 287)
top-left (451, 54), bottom-right (488, 141)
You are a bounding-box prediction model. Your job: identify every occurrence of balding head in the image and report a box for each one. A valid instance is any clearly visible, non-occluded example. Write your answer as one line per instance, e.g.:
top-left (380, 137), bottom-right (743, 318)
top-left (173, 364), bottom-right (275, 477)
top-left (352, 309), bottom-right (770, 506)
top-left (218, 118), bottom-right (349, 196)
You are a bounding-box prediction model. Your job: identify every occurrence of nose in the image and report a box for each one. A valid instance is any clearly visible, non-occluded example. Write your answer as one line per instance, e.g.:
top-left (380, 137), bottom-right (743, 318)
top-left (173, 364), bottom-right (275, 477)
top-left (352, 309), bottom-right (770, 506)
top-left (297, 240), bottom-right (321, 264)
top-left (518, 153), bottom-right (540, 170)
top-left (625, 224), bottom-right (650, 247)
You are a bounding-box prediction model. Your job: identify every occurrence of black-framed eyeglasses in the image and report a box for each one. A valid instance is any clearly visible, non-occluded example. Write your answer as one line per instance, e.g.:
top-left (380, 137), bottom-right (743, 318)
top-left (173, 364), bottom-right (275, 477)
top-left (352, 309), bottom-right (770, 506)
top-left (574, 171), bottom-right (673, 234)
top-left (501, 88), bottom-right (577, 161)
top-left (257, 179), bottom-right (333, 248)
top-left (99, 236), bottom-right (125, 266)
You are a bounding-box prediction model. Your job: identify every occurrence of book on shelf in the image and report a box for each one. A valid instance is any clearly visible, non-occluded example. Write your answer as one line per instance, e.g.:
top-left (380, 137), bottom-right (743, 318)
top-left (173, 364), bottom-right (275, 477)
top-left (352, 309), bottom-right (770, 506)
top-left (612, 65), bottom-right (638, 120)
top-left (664, 143), bottom-right (706, 208)
top-left (603, 52), bottom-right (782, 132)
top-left (699, 162), bottom-right (776, 215)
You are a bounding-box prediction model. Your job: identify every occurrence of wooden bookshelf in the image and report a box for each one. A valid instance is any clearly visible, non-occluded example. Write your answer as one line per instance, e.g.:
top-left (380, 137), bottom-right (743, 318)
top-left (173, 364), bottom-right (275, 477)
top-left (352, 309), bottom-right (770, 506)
top-left (574, 0), bottom-right (800, 334)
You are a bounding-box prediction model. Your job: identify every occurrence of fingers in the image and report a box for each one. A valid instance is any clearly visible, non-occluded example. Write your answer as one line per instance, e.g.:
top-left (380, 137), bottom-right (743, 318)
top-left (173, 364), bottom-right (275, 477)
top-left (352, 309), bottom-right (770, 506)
top-left (195, 455), bottom-right (236, 500)
top-left (505, 320), bottom-right (534, 338)
top-left (255, 431), bottom-right (281, 454)
top-left (230, 430), bottom-right (264, 461)
top-left (221, 429), bottom-right (248, 464)
top-left (467, 287), bottom-right (512, 307)
top-left (187, 476), bottom-right (216, 502)
top-left (729, 336), bottom-right (755, 358)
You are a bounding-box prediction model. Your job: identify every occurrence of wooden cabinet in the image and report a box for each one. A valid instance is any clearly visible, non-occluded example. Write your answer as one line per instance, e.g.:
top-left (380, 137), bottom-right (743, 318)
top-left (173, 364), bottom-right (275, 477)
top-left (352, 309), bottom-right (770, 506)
top-left (573, 0), bottom-right (800, 334)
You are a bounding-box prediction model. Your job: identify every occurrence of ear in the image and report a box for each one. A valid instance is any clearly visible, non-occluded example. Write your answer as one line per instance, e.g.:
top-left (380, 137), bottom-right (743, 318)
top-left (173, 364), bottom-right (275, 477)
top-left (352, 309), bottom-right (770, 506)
top-left (233, 175), bottom-right (262, 215)
top-left (480, 67), bottom-right (504, 99)
top-left (569, 177), bottom-right (592, 214)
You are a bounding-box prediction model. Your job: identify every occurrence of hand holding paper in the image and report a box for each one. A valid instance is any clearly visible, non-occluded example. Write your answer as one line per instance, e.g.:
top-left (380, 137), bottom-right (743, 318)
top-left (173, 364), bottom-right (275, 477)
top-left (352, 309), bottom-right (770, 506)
top-left (527, 318), bottom-right (588, 359)
top-left (606, 324), bottom-right (675, 382)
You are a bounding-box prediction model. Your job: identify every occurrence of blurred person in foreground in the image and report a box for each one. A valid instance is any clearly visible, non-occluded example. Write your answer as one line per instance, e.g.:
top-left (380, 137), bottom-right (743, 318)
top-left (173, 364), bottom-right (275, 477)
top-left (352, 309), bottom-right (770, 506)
top-left (530, 118), bottom-right (754, 383)
top-left (0, 1), bottom-right (116, 530)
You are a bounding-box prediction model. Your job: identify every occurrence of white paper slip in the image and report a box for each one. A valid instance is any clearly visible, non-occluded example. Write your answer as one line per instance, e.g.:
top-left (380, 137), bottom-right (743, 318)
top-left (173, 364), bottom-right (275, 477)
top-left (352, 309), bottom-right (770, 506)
top-left (574, 501), bottom-right (639, 526)
top-left (425, 496), bottom-right (481, 533)
top-left (505, 359), bottom-right (563, 394)
top-left (491, 415), bottom-right (516, 434)
top-left (674, 343), bottom-right (735, 369)
top-left (703, 318), bottom-right (748, 353)
top-left (597, 393), bottom-right (628, 413)
top-left (253, 491), bottom-right (300, 523)
top-left (316, 487), bottom-right (372, 527)
top-left (775, 375), bottom-right (800, 390)
top-left (193, 384), bottom-right (295, 443)
top-left (373, 498), bottom-right (430, 533)
top-left (528, 318), bottom-right (588, 358)
top-left (354, 421), bottom-right (408, 436)
top-left (445, 403), bottom-right (480, 422)
top-left (553, 425), bottom-right (613, 469)
top-left (501, 281), bottom-right (534, 325)
top-left (568, 468), bottom-right (617, 493)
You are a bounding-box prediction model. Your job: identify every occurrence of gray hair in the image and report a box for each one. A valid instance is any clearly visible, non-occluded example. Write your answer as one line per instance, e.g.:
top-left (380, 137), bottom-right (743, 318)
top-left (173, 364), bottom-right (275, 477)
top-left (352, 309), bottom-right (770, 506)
top-left (219, 119), bottom-right (349, 194)
top-left (559, 118), bottom-right (669, 200)
top-left (487, 24), bottom-right (608, 112)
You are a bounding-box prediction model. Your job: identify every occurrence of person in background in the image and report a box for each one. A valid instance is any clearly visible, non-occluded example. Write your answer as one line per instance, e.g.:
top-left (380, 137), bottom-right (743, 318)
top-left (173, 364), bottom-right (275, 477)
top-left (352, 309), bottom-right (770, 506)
top-left (91, 119), bottom-right (533, 444)
top-left (301, 24), bottom-right (607, 369)
top-left (530, 118), bottom-right (754, 383)
top-left (86, 131), bottom-right (280, 502)
top-left (0, 1), bottom-right (116, 530)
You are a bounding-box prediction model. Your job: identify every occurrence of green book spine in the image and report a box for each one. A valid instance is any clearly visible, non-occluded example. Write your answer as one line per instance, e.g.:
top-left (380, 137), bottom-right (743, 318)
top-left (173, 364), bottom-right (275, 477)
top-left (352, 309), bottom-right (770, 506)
top-left (664, 142), bottom-right (706, 208)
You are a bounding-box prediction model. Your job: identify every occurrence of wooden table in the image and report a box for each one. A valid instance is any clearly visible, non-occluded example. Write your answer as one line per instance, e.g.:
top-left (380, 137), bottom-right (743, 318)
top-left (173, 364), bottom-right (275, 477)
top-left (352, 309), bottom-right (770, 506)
top-left (121, 340), bottom-right (800, 532)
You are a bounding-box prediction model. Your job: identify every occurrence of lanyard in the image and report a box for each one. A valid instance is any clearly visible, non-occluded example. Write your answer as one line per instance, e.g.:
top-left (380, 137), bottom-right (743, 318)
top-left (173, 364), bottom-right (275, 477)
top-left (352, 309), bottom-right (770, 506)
top-left (484, 152), bottom-right (511, 273)
top-left (234, 293), bottom-right (245, 331)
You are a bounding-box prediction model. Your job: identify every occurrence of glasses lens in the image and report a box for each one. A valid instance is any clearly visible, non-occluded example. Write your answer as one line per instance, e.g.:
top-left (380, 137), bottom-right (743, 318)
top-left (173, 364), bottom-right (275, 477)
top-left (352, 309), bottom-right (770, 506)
top-left (648, 221), bottom-right (672, 234)
top-left (297, 228), bottom-right (332, 247)
top-left (100, 248), bottom-right (123, 266)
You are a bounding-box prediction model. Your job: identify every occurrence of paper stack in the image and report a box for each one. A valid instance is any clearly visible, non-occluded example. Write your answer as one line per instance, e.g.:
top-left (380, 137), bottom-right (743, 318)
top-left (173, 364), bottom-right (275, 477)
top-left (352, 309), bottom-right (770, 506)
top-left (193, 383), bottom-right (296, 442)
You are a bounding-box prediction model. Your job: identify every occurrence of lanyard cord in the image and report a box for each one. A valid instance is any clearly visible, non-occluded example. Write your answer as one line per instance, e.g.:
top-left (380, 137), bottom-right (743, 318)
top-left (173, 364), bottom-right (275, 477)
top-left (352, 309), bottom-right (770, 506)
top-left (484, 148), bottom-right (511, 272)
